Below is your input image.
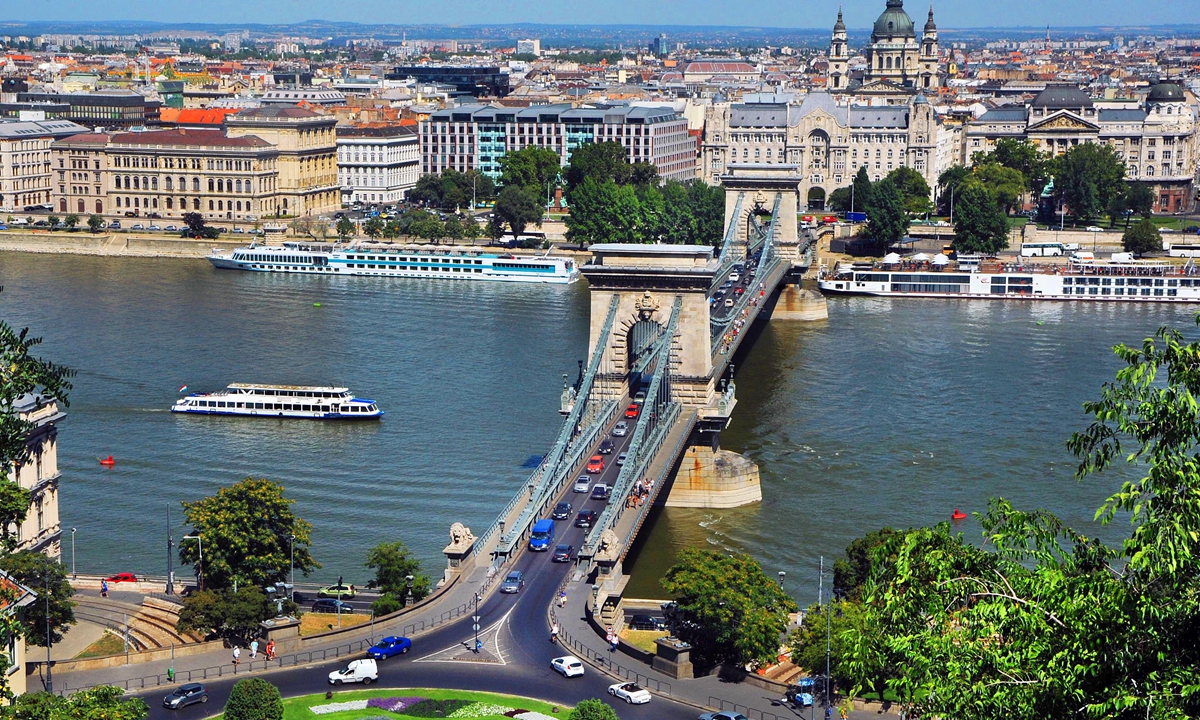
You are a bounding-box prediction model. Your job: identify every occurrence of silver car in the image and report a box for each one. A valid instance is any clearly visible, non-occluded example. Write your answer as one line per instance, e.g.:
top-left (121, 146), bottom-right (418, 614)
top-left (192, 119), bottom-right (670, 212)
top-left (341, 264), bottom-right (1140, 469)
top-left (499, 570), bottom-right (524, 594)
top-left (612, 421), bottom-right (629, 437)
top-left (573, 476), bottom-right (590, 493)
top-left (163, 683), bottom-right (207, 709)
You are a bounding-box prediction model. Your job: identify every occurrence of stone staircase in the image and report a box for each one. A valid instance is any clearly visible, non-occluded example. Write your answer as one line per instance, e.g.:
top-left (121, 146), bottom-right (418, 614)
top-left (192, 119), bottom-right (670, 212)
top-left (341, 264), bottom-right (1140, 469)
top-left (73, 596), bottom-right (204, 652)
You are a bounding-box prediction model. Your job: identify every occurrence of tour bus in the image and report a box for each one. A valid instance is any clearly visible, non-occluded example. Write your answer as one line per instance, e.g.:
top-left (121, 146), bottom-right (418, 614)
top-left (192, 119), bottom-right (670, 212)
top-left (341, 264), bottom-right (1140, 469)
top-left (1167, 243), bottom-right (1200, 258)
top-left (1020, 242), bottom-right (1066, 257)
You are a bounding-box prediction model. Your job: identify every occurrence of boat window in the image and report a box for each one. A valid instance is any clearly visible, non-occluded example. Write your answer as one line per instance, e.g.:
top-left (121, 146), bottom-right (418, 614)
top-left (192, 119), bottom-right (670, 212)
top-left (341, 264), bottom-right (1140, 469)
top-left (1155, 279), bottom-right (1165, 286)
top-left (1062, 277), bottom-right (1072, 285)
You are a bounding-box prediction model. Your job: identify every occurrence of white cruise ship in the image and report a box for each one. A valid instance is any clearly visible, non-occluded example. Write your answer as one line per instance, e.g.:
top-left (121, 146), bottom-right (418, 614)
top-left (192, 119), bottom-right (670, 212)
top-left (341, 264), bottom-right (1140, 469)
top-left (171, 383), bottom-right (383, 420)
top-left (818, 256), bottom-right (1200, 303)
top-left (208, 241), bottom-right (579, 284)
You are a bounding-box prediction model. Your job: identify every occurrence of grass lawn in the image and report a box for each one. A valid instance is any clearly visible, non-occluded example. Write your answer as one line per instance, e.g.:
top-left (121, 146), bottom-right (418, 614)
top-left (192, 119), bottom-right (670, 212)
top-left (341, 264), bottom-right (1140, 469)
top-left (299, 612), bottom-right (371, 636)
top-left (275, 688), bottom-right (569, 720)
top-left (619, 629), bottom-right (668, 654)
top-left (74, 632), bottom-right (125, 659)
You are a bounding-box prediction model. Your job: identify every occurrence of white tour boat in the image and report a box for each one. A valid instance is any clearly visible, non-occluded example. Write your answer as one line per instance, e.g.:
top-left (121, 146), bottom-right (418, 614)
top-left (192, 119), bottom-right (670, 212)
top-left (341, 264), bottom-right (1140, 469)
top-left (171, 383), bottom-right (383, 420)
top-left (818, 255), bottom-right (1200, 303)
top-left (208, 241), bottom-right (579, 284)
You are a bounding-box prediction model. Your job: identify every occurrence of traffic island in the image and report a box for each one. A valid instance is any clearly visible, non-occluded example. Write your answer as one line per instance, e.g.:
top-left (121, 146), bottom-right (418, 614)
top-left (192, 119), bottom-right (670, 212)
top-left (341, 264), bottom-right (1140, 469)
top-left (281, 688), bottom-right (568, 719)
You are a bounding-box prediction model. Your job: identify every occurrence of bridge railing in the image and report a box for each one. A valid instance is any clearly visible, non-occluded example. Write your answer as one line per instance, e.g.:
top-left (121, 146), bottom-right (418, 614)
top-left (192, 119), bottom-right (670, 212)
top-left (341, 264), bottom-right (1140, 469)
top-left (711, 195), bottom-right (784, 353)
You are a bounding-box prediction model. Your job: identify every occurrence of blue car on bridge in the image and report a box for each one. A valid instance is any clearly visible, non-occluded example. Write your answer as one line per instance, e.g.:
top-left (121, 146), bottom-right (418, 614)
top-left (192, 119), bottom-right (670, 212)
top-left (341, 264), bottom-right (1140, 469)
top-left (368, 636), bottom-right (411, 660)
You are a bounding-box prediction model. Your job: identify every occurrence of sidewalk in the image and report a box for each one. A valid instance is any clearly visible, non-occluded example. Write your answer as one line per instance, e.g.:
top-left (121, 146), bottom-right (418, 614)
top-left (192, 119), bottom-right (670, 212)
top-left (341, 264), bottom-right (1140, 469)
top-left (550, 574), bottom-right (890, 720)
top-left (49, 563), bottom-right (499, 694)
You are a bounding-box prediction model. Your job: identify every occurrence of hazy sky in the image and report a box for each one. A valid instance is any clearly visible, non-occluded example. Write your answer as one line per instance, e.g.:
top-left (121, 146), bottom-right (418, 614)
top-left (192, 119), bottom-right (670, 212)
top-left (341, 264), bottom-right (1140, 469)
top-left (7, 0), bottom-right (1194, 28)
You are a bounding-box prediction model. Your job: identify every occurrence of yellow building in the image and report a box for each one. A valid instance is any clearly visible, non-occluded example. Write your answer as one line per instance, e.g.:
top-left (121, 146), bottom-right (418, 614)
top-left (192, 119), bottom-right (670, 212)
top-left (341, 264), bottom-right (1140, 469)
top-left (7, 394), bottom-right (65, 560)
top-left (225, 107), bottom-right (339, 217)
top-left (0, 570), bottom-right (36, 699)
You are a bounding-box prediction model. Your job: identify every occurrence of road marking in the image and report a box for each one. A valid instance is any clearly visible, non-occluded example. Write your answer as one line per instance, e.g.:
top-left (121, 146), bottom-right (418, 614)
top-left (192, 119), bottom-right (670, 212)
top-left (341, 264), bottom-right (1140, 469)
top-left (413, 607), bottom-right (513, 665)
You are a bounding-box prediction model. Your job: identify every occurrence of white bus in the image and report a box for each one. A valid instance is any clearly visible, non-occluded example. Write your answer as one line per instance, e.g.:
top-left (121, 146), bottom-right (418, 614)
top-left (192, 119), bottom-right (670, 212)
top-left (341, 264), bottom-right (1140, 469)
top-left (1167, 243), bottom-right (1200, 258)
top-left (1020, 242), bottom-right (1066, 257)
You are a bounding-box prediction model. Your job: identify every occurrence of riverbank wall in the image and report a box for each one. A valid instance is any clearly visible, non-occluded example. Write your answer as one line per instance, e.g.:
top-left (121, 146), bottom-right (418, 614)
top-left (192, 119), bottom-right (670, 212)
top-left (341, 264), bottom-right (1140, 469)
top-left (0, 232), bottom-right (242, 258)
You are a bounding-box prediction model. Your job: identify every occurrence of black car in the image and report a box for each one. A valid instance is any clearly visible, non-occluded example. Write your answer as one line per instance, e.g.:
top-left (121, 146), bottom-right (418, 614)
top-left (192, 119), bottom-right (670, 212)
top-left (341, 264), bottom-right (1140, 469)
top-left (163, 683), bottom-right (208, 709)
top-left (598, 439), bottom-right (615, 454)
top-left (312, 598), bottom-right (354, 614)
top-left (628, 614), bottom-right (667, 631)
top-left (575, 509), bottom-right (598, 528)
top-left (551, 501), bottom-right (573, 520)
top-left (552, 544), bottom-right (574, 562)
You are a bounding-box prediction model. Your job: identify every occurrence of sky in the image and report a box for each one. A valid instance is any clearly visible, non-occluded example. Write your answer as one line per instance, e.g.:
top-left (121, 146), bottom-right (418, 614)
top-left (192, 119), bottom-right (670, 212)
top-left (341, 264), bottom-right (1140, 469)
top-left (4, 0), bottom-right (1195, 28)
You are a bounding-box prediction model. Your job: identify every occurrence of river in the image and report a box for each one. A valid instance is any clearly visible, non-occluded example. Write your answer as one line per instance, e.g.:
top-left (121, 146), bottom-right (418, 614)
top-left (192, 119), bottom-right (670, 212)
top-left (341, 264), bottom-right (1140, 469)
top-left (0, 252), bottom-right (1185, 602)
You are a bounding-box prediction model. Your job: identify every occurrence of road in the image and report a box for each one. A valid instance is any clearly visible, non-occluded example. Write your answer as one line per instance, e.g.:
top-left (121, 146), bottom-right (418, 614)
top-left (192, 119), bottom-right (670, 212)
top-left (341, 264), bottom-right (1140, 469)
top-left (139, 401), bottom-right (688, 719)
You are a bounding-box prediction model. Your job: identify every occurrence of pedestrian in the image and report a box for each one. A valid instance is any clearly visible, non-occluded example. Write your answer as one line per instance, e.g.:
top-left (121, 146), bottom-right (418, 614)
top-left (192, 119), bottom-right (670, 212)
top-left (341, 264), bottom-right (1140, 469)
top-left (250, 639), bottom-right (259, 659)
top-left (550, 622), bottom-right (559, 643)
top-left (100, 579), bottom-right (108, 598)
top-left (232, 646), bottom-right (240, 667)
top-left (265, 639), bottom-right (275, 660)
top-left (558, 591), bottom-right (566, 608)
top-left (167, 667), bottom-right (174, 682)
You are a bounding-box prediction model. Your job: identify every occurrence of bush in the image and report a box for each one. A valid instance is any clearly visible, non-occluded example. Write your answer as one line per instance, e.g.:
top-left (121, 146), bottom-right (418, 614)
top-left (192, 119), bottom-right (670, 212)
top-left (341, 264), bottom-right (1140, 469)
top-left (224, 678), bottom-right (283, 720)
top-left (568, 698), bottom-right (620, 720)
top-left (371, 592), bottom-right (403, 616)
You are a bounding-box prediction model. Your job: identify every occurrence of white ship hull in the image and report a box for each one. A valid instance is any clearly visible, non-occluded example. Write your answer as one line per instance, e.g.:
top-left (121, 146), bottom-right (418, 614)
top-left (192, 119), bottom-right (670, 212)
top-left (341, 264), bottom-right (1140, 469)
top-left (171, 383), bottom-right (382, 420)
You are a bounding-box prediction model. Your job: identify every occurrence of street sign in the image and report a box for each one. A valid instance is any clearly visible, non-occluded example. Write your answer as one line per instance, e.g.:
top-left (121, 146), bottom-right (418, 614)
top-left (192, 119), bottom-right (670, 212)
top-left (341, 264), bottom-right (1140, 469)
top-left (473, 623), bottom-right (480, 631)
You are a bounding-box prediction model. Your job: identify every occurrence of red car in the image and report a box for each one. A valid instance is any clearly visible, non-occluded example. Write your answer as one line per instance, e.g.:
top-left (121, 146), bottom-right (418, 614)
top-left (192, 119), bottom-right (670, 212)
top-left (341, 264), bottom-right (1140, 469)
top-left (624, 403), bottom-right (640, 418)
top-left (587, 455), bottom-right (605, 474)
top-left (106, 572), bottom-right (137, 583)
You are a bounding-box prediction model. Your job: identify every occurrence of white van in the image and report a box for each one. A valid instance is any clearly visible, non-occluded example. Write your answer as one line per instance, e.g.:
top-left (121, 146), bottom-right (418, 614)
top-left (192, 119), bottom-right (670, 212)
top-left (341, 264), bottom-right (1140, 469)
top-left (1070, 251), bottom-right (1095, 263)
top-left (328, 658), bottom-right (378, 685)
top-left (1110, 252), bottom-right (1134, 263)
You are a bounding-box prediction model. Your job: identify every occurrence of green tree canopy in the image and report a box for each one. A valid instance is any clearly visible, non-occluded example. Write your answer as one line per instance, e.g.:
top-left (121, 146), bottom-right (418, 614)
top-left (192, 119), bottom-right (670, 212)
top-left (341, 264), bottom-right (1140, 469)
top-left (1122, 217), bottom-right (1162, 256)
top-left (936, 165), bottom-right (971, 215)
top-left (952, 179), bottom-right (1010, 255)
top-left (827, 186), bottom-right (853, 213)
top-left (1050, 142), bottom-right (1126, 222)
top-left (87, 214), bottom-right (104, 233)
top-left (0, 551), bottom-right (75, 645)
top-left (864, 178), bottom-right (909, 247)
top-left (224, 678), bottom-right (283, 720)
top-left (442, 216), bottom-right (465, 241)
top-left (790, 600), bottom-right (871, 695)
top-left (660, 548), bottom-right (798, 667)
top-left (0, 686), bottom-right (148, 720)
top-left (63, 214), bottom-right (78, 230)
top-left (499, 146), bottom-right (561, 193)
top-left (365, 540), bottom-right (430, 608)
top-left (973, 162), bottom-right (1027, 214)
top-left (0, 484), bottom-right (30, 553)
top-left (179, 477), bottom-right (318, 590)
top-left (176, 586), bottom-right (279, 647)
top-left (833, 528), bottom-right (899, 602)
top-left (885, 167), bottom-right (933, 215)
top-left (181, 212), bottom-right (219, 239)
top-left (567, 698), bottom-right (620, 720)
top-left (564, 141), bottom-right (657, 193)
top-left (335, 216), bottom-right (355, 239)
top-left (981, 138), bottom-right (1050, 195)
top-left (362, 217), bottom-right (383, 238)
top-left (851, 166), bottom-right (875, 214)
top-left (494, 185), bottom-right (543, 239)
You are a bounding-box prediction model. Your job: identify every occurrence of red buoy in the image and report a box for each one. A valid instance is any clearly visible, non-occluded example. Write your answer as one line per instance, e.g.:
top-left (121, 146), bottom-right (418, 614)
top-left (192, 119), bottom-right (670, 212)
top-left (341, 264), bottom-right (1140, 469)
top-left (951, 508), bottom-right (967, 521)
top-left (99, 455), bottom-right (115, 466)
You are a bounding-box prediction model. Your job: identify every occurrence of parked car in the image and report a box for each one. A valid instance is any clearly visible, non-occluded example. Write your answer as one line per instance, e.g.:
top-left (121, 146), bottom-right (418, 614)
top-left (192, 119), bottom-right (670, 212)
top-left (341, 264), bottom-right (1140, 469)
top-left (612, 421), bottom-right (629, 437)
top-left (317, 584), bottom-right (356, 598)
top-left (148, 224), bottom-right (162, 231)
top-left (628, 614), bottom-right (667, 631)
top-left (552, 544), bottom-right (574, 563)
top-left (574, 509), bottom-right (599, 528)
top-left (587, 455), bottom-right (604, 473)
top-left (232, 227), bottom-right (245, 233)
top-left (328, 658), bottom-right (377, 685)
top-left (590, 484), bottom-right (611, 501)
top-left (164, 225), bottom-right (178, 232)
top-left (551, 655), bottom-right (585, 677)
top-left (131, 223), bottom-right (144, 230)
top-left (106, 572), bottom-right (137, 583)
top-left (598, 439), bottom-right (615, 455)
top-left (147, 212), bottom-right (162, 219)
top-left (573, 476), bottom-right (590, 493)
top-left (608, 682), bottom-right (652, 704)
top-left (367, 636), bottom-right (411, 660)
top-left (698, 712), bottom-right (749, 720)
top-left (500, 570), bottom-right (524, 594)
top-left (311, 598), bottom-right (354, 614)
top-left (551, 501), bottom-right (573, 520)
top-left (616, 452), bottom-right (628, 466)
top-left (108, 220), bottom-right (121, 229)
top-left (162, 683), bottom-right (208, 709)
top-left (624, 404), bottom-right (640, 418)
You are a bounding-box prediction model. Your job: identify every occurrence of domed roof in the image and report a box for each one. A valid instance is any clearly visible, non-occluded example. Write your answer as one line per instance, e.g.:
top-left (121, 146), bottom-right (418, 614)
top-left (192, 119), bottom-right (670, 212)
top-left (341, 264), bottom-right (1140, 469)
top-left (1147, 81), bottom-right (1185, 103)
top-left (872, 0), bottom-right (916, 40)
top-left (834, 8), bottom-right (846, 32)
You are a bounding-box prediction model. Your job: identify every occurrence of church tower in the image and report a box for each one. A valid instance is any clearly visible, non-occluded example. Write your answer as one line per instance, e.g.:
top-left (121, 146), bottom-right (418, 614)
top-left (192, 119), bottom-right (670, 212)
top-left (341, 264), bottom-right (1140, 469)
top-left (919, 4), bottom-right (939, 90)
top-left (829, 7), bottom-right (849, 91)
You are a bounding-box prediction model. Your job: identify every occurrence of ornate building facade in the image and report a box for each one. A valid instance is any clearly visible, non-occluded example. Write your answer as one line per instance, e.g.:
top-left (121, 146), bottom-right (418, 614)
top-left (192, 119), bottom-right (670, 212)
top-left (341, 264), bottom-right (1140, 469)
top-left (830, 0), bottom-right (940, 96)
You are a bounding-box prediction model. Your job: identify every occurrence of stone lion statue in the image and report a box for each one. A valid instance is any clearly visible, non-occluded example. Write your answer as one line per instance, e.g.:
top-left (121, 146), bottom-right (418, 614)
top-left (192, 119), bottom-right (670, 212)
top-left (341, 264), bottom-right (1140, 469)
top-left (449, 522), bottom-right (475, 548)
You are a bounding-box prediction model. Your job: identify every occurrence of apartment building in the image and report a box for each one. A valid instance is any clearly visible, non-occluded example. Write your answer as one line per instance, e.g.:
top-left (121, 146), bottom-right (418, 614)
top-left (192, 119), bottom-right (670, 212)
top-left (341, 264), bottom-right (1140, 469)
top-left (51, 131), bottom-right (110, 215)
top-left (0, 117), bottom-right (89, 213)
top-left (337, 124), bottom-right (420, 204)
top-left (225, 107), bottom-right (340, 217)
top-left (6, 394), bottom-right (66, 560)
top-left (421, 103), bottom-right (696, 182)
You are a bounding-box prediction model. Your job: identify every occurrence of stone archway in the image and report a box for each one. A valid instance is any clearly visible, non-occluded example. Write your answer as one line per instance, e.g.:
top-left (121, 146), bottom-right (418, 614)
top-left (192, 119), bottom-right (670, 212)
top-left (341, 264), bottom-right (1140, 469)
top-left (807, 187), bottom-right (827, 211)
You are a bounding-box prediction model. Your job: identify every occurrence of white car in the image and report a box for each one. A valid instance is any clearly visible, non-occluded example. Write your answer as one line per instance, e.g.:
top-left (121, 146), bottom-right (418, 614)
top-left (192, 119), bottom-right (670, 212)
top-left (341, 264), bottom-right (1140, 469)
top-left (1086, 226), bottom-right (1103, 232)
top-left (551, 655), bottom-right (585, 678)
top-left (612, 421), bottom-right (629, 437)
top-left (573, 476), bottom-right (590, 493)
top-left (608, 682), bottom-right (651, 704)
top-left (328, 658), bottom-right (377, 685)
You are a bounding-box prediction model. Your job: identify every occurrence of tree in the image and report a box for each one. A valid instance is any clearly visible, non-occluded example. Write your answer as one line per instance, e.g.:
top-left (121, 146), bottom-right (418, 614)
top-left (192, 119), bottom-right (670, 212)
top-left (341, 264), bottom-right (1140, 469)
top-left (973, 162), bottom-right (1027, 214)
top-left (827, 186), bottom-right (854, 213)
top-left (567, 698), bottom-right (620, 720)
top-left (443, 216), bottom-right (465, 241)
top-left (851, 166), bottom-right (875, 214)
top-left (87, 214), bottom-right (104, 233)
top-left (885, 167), bottom-right (933, 215)
top-left (336, 216), bottom-right (355, 239)
top-left (1050, 142), bottom-right (1126, 222)
top-left (564, 177), bottom-right (618, 246)
top-left (986, 137), bottom-right (1050, 195)
top-left (176, 586), bottom-right (278, 647)
top-left (790, 600), bottom-right (871, 695)
top-left (365, 540), bottom-right (430, 601)
top-left (1126, 183), bottom-right (1155, 219)
top-left (0, 484), bottom-right (30, 553)
top-left (952, 180), bottom-right (1010, 255)
top-left (486, 215), bottom-right (506, 242)
top-left (410, 174), bottom-right (444, 207)
top-left (410, 217), bottom-right (444, 242)
top-left (498, 146), bottom-right (561, 193)
top-left (463, 217), bottom-right (482, 242)
top-left (1122, 217), bottom-right (1162, 256)
top-left (0, 551), bottom-right (75, 645)
top-left (181, 212), bottom-right (219, 240)
top-left (687, 180), bottom-right (726, 246)
top-left (864, 178), bottom-right (909, 247)
top-left (494, 185), bottom-right (543, 239)
top-left (660, 548), bottom-right (798, 667)
top-left (833, 528), bottom-right (899, 602)
top-left (362, 217), bottom-right (383, 239)
top-left (63, 214), bottom-right (78, 230)
top-left (565, 141), bottom-right (631, 192)
top-left (0, 686), bottom-right (148, 720)
top-left (223, 678), bottom-right (283, 720)
top-left (936, 165), bottom-right (971, 215)
top-left (46, 215), bottom-right (59, 230)
top-left (179, 478), bottom-right (319, 590)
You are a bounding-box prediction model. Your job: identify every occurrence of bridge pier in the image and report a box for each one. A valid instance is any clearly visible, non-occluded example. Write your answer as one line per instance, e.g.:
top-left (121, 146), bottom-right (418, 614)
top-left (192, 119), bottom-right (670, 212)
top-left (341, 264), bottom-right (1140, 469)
top-left (771, 282), bottom-right (829, 321)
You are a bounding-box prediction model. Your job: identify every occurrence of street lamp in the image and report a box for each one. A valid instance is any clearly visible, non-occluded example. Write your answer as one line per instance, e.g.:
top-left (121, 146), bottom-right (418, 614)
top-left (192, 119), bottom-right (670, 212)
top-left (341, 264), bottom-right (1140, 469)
top-left (289, 534), bottom-right (296, 603)
top-left (182, 535), bottom-right (203, 590)
top-left (69, 528), bottom-right (76, 579)
top-left (45, 572), bottom-right (52, 694)
top-left (405, 575), bottom-right (415, 607)
top-left (777, 571), bottom-right (786, 588)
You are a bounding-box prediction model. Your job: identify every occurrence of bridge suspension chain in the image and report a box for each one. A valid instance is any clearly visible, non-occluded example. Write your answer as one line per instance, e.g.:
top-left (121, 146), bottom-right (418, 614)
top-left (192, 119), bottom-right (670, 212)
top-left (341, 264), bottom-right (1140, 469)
top-left (711, 194), bottom-right (782, 349)
top-left (712, 192), bottom-right (745, 284)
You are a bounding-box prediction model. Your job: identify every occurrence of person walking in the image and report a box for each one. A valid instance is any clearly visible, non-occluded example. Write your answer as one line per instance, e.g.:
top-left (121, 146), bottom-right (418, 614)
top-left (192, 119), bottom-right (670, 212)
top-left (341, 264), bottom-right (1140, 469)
top-left (550, 621), bottom-right (559, 644)
top-left (249, 639), bottom-right (259, 659)
top-left (558, 591), bottom-right (566, 608)
top-left (100, 579), bottom-right (108, 598)
top-left (232, 646), bottom-right (240, 668)
top-left (265, 639), bottom-right (275, 660)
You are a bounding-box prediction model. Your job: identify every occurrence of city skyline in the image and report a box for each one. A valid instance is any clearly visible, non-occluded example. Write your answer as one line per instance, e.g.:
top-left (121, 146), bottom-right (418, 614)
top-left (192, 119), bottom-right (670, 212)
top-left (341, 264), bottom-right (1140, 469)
top-left (1, 0), bottom-right (1190, 31)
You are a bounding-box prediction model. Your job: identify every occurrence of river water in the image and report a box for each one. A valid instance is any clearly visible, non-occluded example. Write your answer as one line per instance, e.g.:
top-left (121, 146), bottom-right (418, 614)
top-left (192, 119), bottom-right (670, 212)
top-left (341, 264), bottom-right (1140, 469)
top-left (0, 252), bottom-right (1185, 602)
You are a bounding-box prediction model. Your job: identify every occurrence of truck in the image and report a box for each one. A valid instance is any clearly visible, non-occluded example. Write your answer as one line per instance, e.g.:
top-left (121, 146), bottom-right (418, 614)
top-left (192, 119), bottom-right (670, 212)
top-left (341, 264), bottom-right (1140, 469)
top-left (529, 518), bottom-right (556, 551)
top-left (846, 211), bottom-right (867, 223)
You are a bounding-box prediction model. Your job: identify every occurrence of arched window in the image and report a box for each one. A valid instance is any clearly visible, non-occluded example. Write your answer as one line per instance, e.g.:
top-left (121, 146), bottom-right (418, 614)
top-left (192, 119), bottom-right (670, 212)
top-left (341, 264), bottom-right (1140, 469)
top-left (77, 199), bottom-right (84, 213)
top-left (153, 198), bottom-right (159, 208)
top-left (166, 177), bottom-right (173, 191)
top-left (151, 177), bottom-right (158, 190)
top-left (886, 56), bottom-right (893, 69)
top-left (166, 198), bottom-right (173, 209)
top-left (95, 200), bottom-right (102, 213)
top-left (192, 178), bottom-right (200, 192)
top-left (209, 200), bottom-right (214, 210)
top-left (236, 201), bottom-right (242, 211)
top-left (235, 179), bottom-right (242, 193)
top-left (142, 176), bottom-right (149, 189)
top-left (134, 197), bottom-right (140, 208)
top-left (124, 176), bottom-right (131, 189)
top-left (245, 180), bottom-right (252, 193)
top-left (133, 176), bottom-right (140, 190)
top-left (208, 179), bottom-right (214, 192)
top-left (1147, 166), bottom-right (1155, 176)
top-left (179, 176), bottom-right (186, 189)
top-left (193, 198), bottom-right (200, 210)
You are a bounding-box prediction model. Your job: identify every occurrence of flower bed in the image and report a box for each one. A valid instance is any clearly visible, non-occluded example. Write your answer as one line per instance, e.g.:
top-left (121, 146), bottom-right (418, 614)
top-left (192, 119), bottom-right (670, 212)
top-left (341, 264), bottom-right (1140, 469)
top-left (366, 698), bottom-right (426, 713)
top-left (311, 700), bottom-right (369, 715)
top-left (289, 688), bottom-right (564, 720)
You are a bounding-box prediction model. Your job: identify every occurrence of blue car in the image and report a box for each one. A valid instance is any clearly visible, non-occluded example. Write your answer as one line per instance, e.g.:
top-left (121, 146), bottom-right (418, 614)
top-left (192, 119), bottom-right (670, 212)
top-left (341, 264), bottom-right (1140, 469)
top-left (368, 636), bottom-right (412, 660)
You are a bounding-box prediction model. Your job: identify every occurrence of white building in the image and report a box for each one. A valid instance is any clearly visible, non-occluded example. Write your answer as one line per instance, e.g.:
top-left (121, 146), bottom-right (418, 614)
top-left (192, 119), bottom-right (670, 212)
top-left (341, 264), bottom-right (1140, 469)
top-left (516, 39), bottom-right (541, 57)
top-left (0, 116), bottom-right (89, 213)
top-left (337, 124), bottom-right (420, 204)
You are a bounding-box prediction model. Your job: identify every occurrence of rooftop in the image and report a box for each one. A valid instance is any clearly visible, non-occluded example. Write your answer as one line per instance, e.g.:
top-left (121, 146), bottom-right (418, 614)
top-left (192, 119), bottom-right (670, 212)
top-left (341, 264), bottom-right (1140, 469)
top-left (109, 128), bottom-right (273, 149)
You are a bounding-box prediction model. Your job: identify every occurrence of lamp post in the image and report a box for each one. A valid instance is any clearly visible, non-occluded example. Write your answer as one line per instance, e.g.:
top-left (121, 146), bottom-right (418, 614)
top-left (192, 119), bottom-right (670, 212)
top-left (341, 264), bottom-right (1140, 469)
top-left (69, 528), bottom-right (76, 579)
top-left (777, 571), bottom-right (786, 588)
top-left (289, 534), bottom-right (296, 603)
top-left (405, 575), bottom-right (414, 607)
top-left (166, 505), bottom-right (174, 596)
top-left (44, 571), bottom-right (52, 694)
top-left (473, 592), bottom-right (481, 653)
top-left (182, 535), bottom-right (203, 590)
